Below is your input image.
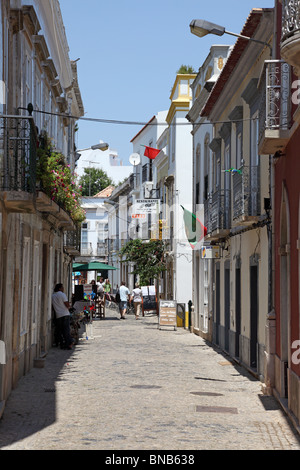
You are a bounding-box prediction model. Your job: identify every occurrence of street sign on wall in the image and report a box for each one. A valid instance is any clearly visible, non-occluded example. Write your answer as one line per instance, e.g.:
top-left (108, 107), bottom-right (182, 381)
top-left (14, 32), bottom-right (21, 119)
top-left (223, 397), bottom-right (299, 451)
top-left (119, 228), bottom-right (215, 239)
top-left (200, 246), bottom-right (221, 259)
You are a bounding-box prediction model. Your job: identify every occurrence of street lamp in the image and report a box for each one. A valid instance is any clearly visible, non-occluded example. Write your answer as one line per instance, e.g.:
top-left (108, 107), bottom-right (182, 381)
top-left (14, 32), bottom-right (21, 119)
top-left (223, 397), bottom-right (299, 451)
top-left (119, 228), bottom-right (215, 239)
top-left (77, 142), bottom-right (109, 153)
top-left (76, 141), bottom-right (110, 195)
top-left (91, 142), bottom-right (109, 151)
top-left (189, 19), bottom-right (272, 54)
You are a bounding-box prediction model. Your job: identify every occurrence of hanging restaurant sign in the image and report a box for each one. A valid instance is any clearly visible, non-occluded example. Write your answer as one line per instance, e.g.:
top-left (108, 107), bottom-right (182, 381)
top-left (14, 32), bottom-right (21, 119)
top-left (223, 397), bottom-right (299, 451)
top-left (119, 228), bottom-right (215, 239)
top-left (131, 199), bottom-right (160, 218)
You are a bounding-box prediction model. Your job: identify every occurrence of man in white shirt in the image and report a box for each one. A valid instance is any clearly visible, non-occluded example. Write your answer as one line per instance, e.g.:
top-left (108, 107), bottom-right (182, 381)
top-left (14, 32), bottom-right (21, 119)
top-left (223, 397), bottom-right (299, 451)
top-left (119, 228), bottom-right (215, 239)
top-left (52, 284), bottom-right (74, 349)
top-left (119, 281), bottom-right (130, 320)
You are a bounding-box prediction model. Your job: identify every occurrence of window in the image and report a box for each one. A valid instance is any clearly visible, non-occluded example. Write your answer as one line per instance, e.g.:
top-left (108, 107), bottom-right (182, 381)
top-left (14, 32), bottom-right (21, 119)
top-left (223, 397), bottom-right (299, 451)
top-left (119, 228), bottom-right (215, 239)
top-left (0, 15), bottom-right (9, 113)
top-left (251, 112), bottom-right (259, 167)
top-left (51, 100), bottom-right (58, 143)
top-left (25, 48), bottom-right (32, 108)
top-left (203, 259), bottom-right (209, 332)
top-left (20, 238), bottom-right (30, 335)
top-left (204, 138), bottom-right (210, 200)
top-left (250, 112), bottom-right (260, 215)
top-left (48, 247), bottom-right (53, 321)
top-left (97, 222), bottom-right (108, 243)
top-left (224, 144), bottom-right (231, 192)
top-left (82, 230), bottom-right (88, 244)
top-left (32, 242), bottom-right (40, 341)
top-left (216, 158), bottom-right (221, 189)
top-left (35, 72), bottom-right (42, 131)
top-left (171, 123), bottom-right (176, 162)
top-left (236, 132), bottom-right (242, 169)
top-left (195, 144), bottom-right (201, 205)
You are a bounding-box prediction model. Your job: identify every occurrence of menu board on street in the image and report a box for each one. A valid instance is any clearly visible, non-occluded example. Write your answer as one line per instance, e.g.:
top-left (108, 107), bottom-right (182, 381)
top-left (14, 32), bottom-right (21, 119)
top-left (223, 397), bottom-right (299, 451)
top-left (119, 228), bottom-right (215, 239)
top-left (141, 286), bottom-right (158, 315)
top-left (159, 300), bottom-right (177, 330)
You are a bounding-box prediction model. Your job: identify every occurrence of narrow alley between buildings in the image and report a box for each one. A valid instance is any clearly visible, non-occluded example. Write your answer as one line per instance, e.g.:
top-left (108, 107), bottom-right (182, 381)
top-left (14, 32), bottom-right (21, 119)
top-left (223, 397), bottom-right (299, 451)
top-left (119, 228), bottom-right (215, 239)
top-left (0, 308), bottom-right (299, 451)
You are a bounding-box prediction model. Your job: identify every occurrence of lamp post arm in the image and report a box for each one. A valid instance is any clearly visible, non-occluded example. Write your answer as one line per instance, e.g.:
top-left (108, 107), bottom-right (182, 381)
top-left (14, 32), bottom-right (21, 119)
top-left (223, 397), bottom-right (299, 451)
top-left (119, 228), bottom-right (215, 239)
top-left (224, 30), bottom-right (272, 54)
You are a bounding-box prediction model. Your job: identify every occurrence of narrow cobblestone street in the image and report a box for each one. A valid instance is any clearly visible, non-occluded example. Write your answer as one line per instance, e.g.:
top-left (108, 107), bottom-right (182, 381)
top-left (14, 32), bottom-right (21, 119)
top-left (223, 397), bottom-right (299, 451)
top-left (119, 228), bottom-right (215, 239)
top-left (0, 308), bottom-right (299, 451)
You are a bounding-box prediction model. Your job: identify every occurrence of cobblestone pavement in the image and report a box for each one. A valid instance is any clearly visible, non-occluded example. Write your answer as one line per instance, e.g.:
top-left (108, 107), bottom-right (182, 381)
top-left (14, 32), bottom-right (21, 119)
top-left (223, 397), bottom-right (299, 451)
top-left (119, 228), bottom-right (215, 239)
top-left (0, 308), bottom-right (300, 451)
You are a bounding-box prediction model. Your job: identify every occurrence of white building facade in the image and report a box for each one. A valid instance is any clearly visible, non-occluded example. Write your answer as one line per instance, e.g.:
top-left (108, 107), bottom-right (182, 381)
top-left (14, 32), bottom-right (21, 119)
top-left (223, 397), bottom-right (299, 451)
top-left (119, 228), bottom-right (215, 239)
top-left (0, 0), bottom-right (83, 411)
top-left (187, 45), bottom-right (232, 339)
top-left (165, 74), bottom-right (196, 309)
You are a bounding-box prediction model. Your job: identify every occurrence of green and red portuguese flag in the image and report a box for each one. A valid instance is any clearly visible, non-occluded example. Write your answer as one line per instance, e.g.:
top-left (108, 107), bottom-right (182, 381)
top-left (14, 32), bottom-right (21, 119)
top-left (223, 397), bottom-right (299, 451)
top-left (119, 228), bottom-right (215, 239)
top-left (181, 205), bottom-right (207, 249)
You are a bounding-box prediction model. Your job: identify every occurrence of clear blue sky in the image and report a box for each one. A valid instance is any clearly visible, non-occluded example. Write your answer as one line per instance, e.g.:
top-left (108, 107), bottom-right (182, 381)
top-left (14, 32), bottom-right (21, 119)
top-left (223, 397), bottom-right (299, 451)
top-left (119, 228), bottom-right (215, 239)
top-left (59, 0), bottom-right (274, 164)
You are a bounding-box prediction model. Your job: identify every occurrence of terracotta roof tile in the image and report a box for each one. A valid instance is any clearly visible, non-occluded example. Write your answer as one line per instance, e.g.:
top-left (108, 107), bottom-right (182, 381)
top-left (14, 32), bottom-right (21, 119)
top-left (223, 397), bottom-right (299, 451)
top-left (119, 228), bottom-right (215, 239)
top-left (93, 185), bottom-right (115, 198)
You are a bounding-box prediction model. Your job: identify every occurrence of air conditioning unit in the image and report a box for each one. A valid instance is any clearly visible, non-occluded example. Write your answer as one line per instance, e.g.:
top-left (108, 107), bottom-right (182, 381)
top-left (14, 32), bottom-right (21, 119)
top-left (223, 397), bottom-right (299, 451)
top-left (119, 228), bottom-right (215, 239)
top-left (143, 181), bottom-right (153, 198)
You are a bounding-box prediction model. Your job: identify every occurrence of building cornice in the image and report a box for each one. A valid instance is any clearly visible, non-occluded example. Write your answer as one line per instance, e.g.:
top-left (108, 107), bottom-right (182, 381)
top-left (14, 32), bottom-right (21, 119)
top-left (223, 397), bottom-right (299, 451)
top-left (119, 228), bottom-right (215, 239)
top-left (166, 100), bottom-right (191, 124)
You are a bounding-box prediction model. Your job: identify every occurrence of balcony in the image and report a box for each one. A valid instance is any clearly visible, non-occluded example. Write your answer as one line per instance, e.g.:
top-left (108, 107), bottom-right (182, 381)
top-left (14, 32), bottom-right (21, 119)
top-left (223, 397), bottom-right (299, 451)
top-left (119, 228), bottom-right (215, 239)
top-left (97, 243), bottom-right (108, 257)
top-left (64, 226), bottom-right (81, 256)
top-left (280, 0), bottom-right (300, 76)
top-left (232, 166), bottom-right (261, 226)
top-left (35, 190), bottom-right (75, 231)
top-left (142, 163), bottom-right (152, 183)
top-left (81, 242), bottom-right (93, 256)
top-left (258, 60), bottom-right (291, 155)
top-left (0, 115), bottom-right (37, 213)
top-left (204, 190), bottom-right (231, 241)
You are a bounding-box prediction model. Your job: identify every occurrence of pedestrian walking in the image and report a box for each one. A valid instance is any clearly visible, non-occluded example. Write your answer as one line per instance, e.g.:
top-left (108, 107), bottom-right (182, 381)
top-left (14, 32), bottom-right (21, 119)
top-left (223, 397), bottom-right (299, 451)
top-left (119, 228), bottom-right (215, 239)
top-left (97, 278), bottom-right (105, 301)
top-left (104, 279), bottom-right (112, 301)
top-left (52, 284), bottom-right (74, 350)
top-left (115, 285), bottom-right (120, 305)
top-left (119, 281), bottom-right (130, 319)
top-left (90, 280), bottom-right (97, 301)
top-left (131, 282), bottom-right (143, 319)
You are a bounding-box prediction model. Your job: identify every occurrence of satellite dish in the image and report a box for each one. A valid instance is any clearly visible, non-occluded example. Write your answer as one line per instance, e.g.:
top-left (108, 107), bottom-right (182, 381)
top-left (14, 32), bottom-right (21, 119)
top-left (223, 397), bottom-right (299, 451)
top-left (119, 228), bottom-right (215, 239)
top-left (129, 153), bottom-right (141, 166)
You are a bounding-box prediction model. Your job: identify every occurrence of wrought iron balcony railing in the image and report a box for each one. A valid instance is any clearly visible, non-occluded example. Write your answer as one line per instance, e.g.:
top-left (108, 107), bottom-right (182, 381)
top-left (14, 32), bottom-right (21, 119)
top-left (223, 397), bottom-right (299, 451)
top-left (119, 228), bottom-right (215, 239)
top-left (142, 163), bottom-right (152, 183)
top-left (204, 197), bottom-right (211, 235)
top-left (280, 1), bottom-right (300, 79)
top-left (64, 226), bottom-right (81, 255)
top-left (81, 242), bottom-right (93, 256)
top-left (281, 0), bottom-right (300, 42)
top-left (211, 190), bottom-right (231, 233)
top-left (97, 243), bottom-right (108, 256)
top-left (258, 60), bottom-right (291, 154)
top-left (0, 115), bottom-right (37, 193)
top-left (232, 166), bottom-right (261, 223)
top-left (204, 190), bottom-right (231, 238)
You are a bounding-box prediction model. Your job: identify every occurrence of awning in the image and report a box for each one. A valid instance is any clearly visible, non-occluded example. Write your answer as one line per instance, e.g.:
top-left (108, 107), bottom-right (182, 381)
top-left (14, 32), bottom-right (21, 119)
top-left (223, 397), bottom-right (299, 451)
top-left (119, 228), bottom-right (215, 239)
top-left (72, 261), bottom-right (117, 272)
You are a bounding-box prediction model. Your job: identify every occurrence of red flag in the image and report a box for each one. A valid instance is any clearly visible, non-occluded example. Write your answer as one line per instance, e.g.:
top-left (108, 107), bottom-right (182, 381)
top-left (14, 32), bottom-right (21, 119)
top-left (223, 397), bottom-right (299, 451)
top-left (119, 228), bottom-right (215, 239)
top-left (144, 146), bottom-right (160, 160)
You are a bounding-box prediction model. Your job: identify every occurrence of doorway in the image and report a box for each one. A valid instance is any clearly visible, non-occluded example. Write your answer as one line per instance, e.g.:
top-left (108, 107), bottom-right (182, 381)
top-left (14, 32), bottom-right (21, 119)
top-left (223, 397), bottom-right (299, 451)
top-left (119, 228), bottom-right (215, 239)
top-left (224, 265), bottom-right (230, 353)
top-left (215, 265), bottom-right (220, 345)
top-left (250, 264), bottom-right (258, 370)
top-left (235, 265), bottom-right (241, 358)
top-left (279, 187), bottom-right (290, 398)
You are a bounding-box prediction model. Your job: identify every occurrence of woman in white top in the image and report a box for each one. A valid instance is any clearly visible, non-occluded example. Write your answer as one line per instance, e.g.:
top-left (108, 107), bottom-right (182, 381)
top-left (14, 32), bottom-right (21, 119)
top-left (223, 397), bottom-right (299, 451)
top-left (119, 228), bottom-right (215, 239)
top-left (131, 283), bottom-right (143, 319)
